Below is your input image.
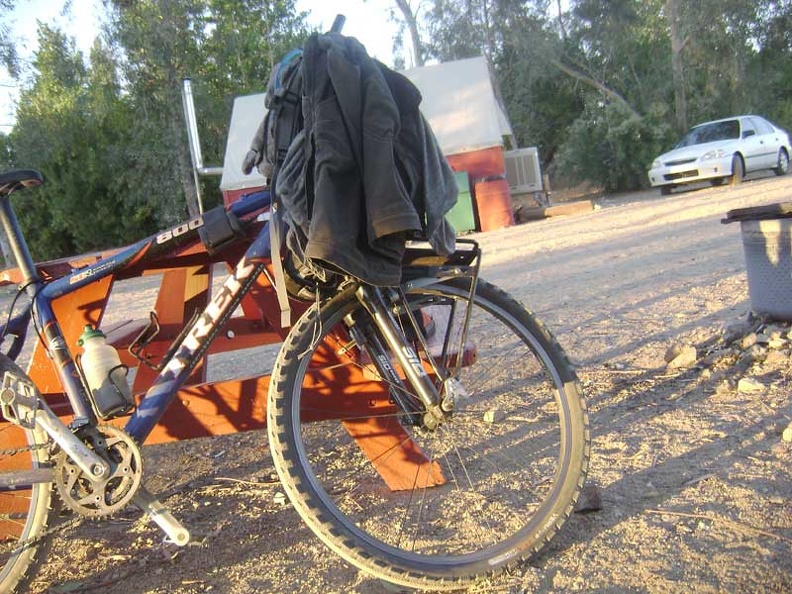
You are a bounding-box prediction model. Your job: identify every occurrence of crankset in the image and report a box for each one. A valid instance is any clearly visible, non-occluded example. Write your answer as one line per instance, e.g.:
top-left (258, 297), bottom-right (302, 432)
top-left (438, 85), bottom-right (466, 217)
top-left (55, 425), bottom-right (142, 517)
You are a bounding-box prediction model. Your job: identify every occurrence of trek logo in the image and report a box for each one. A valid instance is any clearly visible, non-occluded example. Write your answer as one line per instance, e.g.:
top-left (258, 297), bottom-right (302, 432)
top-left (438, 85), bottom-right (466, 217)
top-left (156, 217), bottom-right (203, 245)
top-left (162, 258), bottom-right (259, 377)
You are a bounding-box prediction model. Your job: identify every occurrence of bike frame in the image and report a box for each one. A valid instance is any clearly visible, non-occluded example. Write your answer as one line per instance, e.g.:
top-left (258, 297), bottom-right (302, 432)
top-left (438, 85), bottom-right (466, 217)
top-left (0, 189), bottom-right (273, 445)
top-left (0, 177), bottom-right (478, 490)
top-left (0, 168), bottom-right (487, 558)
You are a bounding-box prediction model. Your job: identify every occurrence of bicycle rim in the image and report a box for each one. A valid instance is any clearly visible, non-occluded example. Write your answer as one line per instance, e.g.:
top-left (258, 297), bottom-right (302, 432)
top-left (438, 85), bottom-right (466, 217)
top-left (268, 278), bottom-right (589, 589)
top-left (0, 421), bottom-right (53, 593)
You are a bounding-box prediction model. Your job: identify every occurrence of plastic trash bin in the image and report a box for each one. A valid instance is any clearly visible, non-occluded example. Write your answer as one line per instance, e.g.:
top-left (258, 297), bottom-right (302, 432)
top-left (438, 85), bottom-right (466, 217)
top-left (723, 202), bottom-right (792, 320)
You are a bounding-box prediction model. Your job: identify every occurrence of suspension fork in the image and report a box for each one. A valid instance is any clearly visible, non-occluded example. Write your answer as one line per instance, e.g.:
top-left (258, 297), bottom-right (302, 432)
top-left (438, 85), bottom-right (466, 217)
top-left (344, 310), bottom-right (423, 426)
top-left (354, 285), bottom-right (447, 429)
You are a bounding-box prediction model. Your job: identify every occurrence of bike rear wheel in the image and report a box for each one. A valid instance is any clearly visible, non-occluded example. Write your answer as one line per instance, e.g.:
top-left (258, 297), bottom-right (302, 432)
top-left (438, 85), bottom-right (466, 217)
top-left (267, 277), bottom-right (590, 590)
top-left (0, 355), bottom-right (55, 593)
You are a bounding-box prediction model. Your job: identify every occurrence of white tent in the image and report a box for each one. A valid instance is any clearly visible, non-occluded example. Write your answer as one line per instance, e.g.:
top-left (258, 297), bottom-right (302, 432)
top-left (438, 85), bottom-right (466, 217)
top-left (219, 56), bottom-right (514, 193)
top-left (401, 56), bottom-right (514, 155)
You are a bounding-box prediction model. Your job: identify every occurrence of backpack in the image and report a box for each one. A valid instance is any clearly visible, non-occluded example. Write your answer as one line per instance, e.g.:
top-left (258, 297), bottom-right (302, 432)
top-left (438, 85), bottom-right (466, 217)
top-left (242, 47), bottom-right (332, 311)
top-left (242, 48), bottom-right (304, 190)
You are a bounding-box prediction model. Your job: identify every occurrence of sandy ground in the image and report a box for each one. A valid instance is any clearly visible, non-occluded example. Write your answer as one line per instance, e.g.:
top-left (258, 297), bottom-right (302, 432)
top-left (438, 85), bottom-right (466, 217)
top-left (19, 173), bottom-right (792, 593)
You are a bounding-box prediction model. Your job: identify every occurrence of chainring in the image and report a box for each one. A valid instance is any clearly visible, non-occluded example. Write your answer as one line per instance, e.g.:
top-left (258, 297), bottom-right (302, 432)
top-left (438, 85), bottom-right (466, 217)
top-left (54, 425), bottom-right (142, 517)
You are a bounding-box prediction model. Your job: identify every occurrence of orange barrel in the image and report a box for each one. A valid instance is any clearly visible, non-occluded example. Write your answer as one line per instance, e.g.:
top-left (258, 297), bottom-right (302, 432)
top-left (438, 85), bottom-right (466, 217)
top-left (473, 177), bottom-right (515, 232)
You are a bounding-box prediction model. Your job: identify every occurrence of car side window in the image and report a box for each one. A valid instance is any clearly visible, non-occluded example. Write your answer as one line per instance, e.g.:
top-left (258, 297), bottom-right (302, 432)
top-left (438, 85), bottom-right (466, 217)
top-left (741, 119), bottom-right (758, 139)
top-left (751, 117), bottom-right (773, 136)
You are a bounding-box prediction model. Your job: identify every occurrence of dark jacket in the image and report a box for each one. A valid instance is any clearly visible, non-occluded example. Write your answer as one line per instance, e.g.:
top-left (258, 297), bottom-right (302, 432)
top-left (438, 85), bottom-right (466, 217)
top-left (276, 33), bottom-right (457, 286)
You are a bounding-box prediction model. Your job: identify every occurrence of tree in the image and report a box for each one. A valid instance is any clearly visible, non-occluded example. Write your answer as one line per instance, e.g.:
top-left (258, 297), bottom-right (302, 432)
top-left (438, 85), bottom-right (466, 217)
top-left (184, 0), bottom-right (311, 196)
top-left (750, 1), bottom-right (792, 129)
top-left (425, 0), bottom-right (504, 63)
top-left (2, 1), bottom-right (311, 260)
top-left (106, 0), bottom-right (311, 221)
top-left (7, 0), bottom-right (792, 237)
top-left (0, 0), bottom-right (18, 78)
top-left (420, 1), bottom-right (583, 165)
top-left (106, 0), bottom-right (209, 221)
top-left (665, 0), bottom-right (687, 133)
top-left (393, 0), bottom-right (425, 66)
top-left (10, 26), bottom-right (155, 259)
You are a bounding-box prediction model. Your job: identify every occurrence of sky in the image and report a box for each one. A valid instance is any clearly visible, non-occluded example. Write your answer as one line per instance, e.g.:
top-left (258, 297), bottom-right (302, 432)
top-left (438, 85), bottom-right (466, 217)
top-left (0, 0), bottom-right (401, 129)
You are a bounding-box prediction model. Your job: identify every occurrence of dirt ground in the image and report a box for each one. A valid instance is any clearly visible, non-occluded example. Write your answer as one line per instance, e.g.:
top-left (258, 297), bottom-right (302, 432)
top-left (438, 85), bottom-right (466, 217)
top-left (23, 173), bottom-right (792, 593)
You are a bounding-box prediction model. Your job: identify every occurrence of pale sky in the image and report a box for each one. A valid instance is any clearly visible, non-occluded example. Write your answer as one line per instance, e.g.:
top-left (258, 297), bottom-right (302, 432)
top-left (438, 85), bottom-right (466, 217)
top-left (0, 0), bottom-right (401, 129)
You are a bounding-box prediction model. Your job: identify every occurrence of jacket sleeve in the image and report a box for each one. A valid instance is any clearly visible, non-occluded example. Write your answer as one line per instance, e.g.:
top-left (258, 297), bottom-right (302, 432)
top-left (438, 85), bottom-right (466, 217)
top-left (418, 113), bottom-right (457, 256)
top-left (359, 68), bottom-right (422, 240)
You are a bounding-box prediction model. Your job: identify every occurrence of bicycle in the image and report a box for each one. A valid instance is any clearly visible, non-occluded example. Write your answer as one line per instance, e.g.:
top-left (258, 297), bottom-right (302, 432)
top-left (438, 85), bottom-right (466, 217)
top-left (0, 160), bottom-right (588, 591)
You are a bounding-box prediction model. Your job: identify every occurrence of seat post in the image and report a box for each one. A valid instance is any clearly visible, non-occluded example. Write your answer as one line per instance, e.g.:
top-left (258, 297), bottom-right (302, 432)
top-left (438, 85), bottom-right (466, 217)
top-left (0, 196), bottom-right (42, 290)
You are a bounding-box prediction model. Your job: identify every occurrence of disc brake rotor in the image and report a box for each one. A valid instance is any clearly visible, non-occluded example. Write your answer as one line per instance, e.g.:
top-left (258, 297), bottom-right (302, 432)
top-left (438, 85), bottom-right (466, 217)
top-left (55, 425), bottom-right (142, 517)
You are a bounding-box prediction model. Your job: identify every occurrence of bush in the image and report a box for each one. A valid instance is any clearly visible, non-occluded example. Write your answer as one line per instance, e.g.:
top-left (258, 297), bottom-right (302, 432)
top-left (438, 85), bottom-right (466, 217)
top-left (554, 99), bottom-right (675, 193)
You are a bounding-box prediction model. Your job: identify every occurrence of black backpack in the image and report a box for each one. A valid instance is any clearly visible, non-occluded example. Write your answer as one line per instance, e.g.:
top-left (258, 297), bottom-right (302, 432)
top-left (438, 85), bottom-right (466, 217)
top-left (242, 48), bottom-right (304, 190)
top-left (242, 47), bottom-right (334, 308)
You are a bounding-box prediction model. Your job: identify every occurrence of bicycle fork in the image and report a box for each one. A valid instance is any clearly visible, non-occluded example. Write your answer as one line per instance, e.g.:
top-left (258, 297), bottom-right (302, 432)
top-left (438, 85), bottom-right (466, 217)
top-left (352, 285), bottom-right (452, 430)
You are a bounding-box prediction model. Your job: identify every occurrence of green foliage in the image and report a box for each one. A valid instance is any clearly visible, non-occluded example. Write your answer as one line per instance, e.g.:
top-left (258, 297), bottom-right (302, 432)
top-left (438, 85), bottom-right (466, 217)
top-left (10, 26), bottom-right (150, 260)
top-left (0, 0), bottom-right (18, 77)
top-left (179, 0), bottom-right (311, 203)
top-left (494, 10), bottom-right (583, 168)
top-left (104, 0), bottom-right (310, 222)
top-left (554, 99), bottom-right (675, 192)
top-left (419, 0), bottom-right (792, 192)
top-left (4, 1), bottom-right (309, 261)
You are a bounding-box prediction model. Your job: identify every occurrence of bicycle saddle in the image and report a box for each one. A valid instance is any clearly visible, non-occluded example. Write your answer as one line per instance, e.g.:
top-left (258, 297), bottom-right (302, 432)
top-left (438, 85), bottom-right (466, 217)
top-left (0, 169), bottom-right (44, 197)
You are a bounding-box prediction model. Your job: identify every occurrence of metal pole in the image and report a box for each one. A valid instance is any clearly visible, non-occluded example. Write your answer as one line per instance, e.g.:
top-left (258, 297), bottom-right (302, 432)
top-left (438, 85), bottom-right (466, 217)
top-left (181, 79), bottom-right (224, 214)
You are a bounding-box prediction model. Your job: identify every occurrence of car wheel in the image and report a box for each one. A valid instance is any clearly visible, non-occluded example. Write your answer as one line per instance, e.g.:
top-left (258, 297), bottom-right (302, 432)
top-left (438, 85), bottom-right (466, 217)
top-left (660, 186), bottom-right (673, 196)
top-left (730, 155), bottom-right (744, 186)
top-left (774, 149), bottom-right (789, 176)
top-left (710, 177), bottom-right (726, 186)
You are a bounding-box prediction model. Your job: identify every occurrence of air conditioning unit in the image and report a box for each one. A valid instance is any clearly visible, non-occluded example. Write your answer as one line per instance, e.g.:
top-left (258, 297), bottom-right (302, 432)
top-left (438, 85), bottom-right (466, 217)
top-left (503, 148), bottom-right (542, 194)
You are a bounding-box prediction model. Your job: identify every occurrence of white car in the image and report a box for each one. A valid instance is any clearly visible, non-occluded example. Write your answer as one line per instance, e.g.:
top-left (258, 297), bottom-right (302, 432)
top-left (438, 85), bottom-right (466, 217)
top-left (648, 115), bottom-right (791, 195)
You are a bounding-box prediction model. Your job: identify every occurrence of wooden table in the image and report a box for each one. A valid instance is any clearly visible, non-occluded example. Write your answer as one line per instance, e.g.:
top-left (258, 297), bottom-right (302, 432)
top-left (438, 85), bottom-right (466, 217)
top-left (0, 231), bottom-right (444, 490)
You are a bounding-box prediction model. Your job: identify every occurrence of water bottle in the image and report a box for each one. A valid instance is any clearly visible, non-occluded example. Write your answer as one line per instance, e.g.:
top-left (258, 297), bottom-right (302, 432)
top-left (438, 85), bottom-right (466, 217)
top-left (77, 325), bottom-right (133, 419)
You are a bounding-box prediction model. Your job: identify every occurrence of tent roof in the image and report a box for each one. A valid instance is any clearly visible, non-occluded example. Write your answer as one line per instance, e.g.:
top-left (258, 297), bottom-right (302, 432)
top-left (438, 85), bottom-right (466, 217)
top-left (220, 57), bottom-right (513, 191)
top-left (402, 56), bottom-right (513, 155)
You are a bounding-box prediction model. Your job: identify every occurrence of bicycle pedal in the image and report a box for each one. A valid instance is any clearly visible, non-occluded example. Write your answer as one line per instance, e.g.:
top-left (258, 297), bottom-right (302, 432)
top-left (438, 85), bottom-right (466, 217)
top-left (0, 371), bottom-right (39, 428)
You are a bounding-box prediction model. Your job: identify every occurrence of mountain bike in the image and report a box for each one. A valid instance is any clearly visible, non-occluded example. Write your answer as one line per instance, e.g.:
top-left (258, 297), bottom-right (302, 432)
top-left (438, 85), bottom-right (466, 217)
top-left (0, 163), bottom-right (588, 592)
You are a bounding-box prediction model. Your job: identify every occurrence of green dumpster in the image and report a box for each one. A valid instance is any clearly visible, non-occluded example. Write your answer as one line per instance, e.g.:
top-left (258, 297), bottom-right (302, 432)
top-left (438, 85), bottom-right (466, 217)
top-left (446, 171), bottom-right (477, 233)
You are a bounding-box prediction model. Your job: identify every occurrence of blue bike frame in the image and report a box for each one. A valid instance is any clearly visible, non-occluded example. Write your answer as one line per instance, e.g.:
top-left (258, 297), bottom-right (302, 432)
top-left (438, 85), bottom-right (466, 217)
top-left (1, 190), bottom-right (272, 445)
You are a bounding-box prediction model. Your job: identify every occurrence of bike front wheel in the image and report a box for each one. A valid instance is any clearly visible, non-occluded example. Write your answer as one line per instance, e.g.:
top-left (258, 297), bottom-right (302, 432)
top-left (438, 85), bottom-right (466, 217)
top-left (267, 278), bottom-right (590, 590)
top-left (0, 354), bottom-right (56, 594)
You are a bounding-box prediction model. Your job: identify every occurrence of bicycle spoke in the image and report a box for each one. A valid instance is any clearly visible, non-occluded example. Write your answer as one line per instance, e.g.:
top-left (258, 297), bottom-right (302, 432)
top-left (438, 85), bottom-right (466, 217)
top-left (268, 277), bottom-right (589, 588)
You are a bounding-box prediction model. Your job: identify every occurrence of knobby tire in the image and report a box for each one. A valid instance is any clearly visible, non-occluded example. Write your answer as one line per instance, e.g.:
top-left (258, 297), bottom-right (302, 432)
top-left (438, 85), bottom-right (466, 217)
top-left (267, 277), bottom-right (590, 590)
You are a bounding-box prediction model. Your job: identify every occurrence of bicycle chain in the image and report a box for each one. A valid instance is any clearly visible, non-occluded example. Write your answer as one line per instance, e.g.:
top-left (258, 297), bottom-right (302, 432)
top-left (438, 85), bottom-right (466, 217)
top-left (0, 510), bottom-right (85, 558)
top-left (1, 428), bottom-right (144, 558)
top-left (0, 440), bottom-right (86, 557)
top-left (0, 442), bottom-right (49, 457)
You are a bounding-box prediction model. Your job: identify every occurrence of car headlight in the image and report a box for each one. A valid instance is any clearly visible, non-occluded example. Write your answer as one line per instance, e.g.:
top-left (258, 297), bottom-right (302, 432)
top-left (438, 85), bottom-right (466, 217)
top-left (651, 159), bottom-right (662, 168)
top-left (700, 149), bottom-right (727, 161)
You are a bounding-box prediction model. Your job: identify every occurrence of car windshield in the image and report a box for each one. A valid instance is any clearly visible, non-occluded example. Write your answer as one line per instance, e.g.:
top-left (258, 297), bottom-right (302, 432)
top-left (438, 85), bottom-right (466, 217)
top-left (675, 120), bottom-right (740, 148)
